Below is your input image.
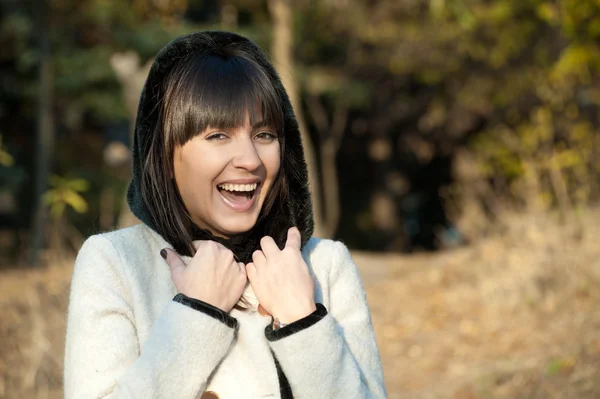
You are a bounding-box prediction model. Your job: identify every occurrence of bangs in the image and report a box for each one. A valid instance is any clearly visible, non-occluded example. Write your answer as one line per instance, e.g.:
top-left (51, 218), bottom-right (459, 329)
top-left (162, 51), bottom-right (285, 147)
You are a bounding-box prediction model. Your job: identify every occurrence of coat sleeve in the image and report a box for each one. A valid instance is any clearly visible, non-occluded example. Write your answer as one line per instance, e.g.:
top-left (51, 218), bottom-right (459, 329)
top-left (64, 235), bottom-right (237, 399)
top-left (266, 240), bottom-right (387, 398)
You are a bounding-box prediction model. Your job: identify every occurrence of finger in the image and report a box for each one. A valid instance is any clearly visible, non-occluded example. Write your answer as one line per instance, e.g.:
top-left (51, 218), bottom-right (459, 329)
top-left (195, 240), bottom-right (225, 249)
top-left (245, 262), bottom-right (257, 281)
top-left (285, 226), bottom-right (301, 251)
top-left (211, 240), bottom-right (227, 250)
top-left (192, 240), bottom-right (205, 251)
top-left (237, 261), bottom-right (246, 273)
top-left (252, 249), bottom-right (266, 266)
top-left (161, 248), bottom-right (185, 278)
top-left (260, 235), bottom-right (280, 258)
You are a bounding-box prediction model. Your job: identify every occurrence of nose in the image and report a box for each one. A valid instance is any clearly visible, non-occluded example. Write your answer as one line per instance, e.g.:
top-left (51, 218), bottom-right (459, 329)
top-left (231, 137), bottom-right (262, 171)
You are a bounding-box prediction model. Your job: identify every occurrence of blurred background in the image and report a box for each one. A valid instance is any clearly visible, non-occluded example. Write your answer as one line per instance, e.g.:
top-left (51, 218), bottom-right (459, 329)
top-left (1, 0), bottom-right (600, 398)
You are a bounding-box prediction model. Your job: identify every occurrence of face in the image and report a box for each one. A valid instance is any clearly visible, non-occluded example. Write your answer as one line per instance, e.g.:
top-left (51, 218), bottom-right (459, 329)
top-left (173, 114), bottom-right (281, 238)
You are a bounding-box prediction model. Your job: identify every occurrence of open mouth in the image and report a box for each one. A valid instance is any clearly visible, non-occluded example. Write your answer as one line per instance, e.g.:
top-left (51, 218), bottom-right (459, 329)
top-left (216, 182), bottom-right (260, 209)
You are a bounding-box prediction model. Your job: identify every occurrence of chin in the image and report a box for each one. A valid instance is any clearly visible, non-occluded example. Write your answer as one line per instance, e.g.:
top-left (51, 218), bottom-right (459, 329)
top-left (215, 214), bottom-right (260, 236)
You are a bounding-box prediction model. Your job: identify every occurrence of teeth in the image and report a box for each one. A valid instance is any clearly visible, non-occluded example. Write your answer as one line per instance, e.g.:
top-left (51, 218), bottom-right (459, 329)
top-left (217, 183), bottom-right (258, 192)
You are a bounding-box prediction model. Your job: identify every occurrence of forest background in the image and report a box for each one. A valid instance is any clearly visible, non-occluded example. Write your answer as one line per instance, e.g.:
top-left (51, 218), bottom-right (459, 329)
top-left (0, 0), bottom-right (599, 398)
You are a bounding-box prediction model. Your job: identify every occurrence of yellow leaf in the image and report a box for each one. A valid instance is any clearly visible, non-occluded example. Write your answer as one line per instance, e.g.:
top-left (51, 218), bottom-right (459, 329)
top-left (554, 149), bottom-right (582, 168)
top-left (66, 178), bottom-right (90, 192)
top-left (0, 151), bottom-right (14, 166)
top-left (64, 191), bottom-right (88, 213)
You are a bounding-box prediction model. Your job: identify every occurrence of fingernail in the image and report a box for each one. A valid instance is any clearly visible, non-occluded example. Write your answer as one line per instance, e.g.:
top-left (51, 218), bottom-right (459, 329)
top-left (160, 249), bottom-right (167, 259)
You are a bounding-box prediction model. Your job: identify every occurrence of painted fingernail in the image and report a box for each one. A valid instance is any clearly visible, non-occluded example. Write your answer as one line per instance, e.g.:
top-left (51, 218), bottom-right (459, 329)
top-left (160, 249), bottom-right (167, 259)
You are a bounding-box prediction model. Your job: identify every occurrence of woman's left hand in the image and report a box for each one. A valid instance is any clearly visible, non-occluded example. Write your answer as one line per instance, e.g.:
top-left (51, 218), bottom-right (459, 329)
top-left (246, 226), bottom-right (316, 324)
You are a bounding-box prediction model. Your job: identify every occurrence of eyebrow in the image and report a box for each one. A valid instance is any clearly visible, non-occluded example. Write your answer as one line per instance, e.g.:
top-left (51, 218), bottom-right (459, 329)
top-left (252, 120), bottom-right (270, 129)
top-left (204, 120), bottom-right (274, 134)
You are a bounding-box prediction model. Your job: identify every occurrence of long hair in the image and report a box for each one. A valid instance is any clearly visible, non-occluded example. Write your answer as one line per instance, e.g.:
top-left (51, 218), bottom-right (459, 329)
top-left (140, 34), bottom-right (289, 258)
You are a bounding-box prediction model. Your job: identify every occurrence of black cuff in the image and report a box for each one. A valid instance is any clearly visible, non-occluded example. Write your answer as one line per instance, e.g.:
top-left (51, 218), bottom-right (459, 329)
top-left (264, 303), bottom-right (328, 342)
top-left (173, 293), bottom-right (238, 329)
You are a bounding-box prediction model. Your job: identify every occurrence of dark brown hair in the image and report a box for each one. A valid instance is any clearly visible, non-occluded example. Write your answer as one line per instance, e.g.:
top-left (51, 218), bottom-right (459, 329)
top-left (140, 38), bottom-right (289, 258)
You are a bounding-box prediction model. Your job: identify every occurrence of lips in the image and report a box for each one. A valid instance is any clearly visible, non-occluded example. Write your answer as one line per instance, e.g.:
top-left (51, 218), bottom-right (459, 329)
top-left (217, 182), bottom-right (261, 212)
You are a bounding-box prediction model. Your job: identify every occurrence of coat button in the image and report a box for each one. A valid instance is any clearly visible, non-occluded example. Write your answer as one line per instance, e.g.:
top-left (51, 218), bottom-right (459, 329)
top-left (201, 391), bottom-right (220, 399)
top-left (258, 304), bottom-right (271, 317)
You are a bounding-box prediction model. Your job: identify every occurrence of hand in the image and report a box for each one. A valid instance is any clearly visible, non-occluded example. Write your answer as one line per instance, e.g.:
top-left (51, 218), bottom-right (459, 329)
top-left (162, 241), bottom-right (247, 313)
top-left (246, 227), bottom-right (316, 324)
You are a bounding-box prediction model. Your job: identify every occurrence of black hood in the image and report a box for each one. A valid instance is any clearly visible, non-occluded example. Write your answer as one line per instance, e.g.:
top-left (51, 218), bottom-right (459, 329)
top-left (126, 31), bottom-right (314, 262)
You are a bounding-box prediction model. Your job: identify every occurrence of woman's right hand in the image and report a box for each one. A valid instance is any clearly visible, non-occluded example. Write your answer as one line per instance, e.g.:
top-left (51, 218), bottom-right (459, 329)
top-left (161, 241), bottom-right (247, 313)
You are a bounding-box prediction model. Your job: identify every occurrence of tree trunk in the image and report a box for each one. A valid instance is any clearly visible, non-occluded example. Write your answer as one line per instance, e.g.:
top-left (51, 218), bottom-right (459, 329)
top-left (548, 151), bottom-right (583, 239)
top-left (305, 94), bottom-right (348, 237)
top-left (267, 0), bottom-right (325, 237)
top-left (320, 139), bottom-right (341, 236)
top-left (548, 152), bottom-right (573, 221)
top-left (29, 0), bottom-right (54, 267)
top-left (522, 159), bottom-right (545, 213)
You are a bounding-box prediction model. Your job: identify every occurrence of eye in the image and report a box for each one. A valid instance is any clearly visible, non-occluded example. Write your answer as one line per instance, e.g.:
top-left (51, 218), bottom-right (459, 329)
top-left (206, 132), bottom-right (228, 141)
top-left (254, 131), bottom-right (278, 141)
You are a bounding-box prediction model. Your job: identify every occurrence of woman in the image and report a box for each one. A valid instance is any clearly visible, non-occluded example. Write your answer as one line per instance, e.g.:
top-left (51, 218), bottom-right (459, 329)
top-left (64, 31), bottom-right (386, 399)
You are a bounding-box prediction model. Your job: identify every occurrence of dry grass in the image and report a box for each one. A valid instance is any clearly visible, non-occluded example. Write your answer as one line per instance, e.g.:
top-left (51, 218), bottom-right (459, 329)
top-left (356, 209), bottom-right (600, 398)
top-left (0, 209), bottom-right (599, 398)
top-left (0, 259), bottom-right (71, 399)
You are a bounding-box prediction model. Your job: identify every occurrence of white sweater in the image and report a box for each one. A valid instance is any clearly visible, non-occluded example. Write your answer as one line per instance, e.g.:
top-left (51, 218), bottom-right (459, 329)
top-left (64, 224), bottom-right (387, 398)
